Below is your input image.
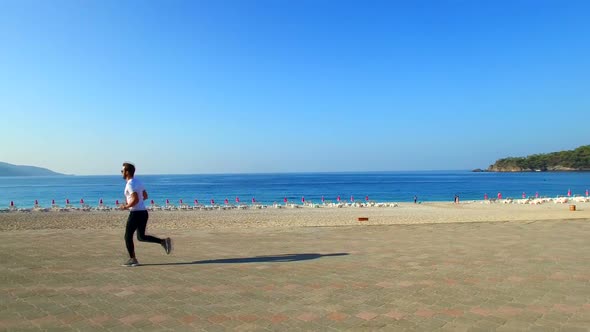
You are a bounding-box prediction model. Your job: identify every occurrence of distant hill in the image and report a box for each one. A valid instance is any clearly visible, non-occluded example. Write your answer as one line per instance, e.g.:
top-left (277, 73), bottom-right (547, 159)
top-left (484, 145), bottom-right (590, 172)
top-left (0, 162), bottom-right (65, 176)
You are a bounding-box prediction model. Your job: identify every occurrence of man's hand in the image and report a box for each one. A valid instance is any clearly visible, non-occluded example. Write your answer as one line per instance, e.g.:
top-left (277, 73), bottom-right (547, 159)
top-left (124, 192), bottom-right (139, 210)
top-left (119, 203), bottom-right (127, 210)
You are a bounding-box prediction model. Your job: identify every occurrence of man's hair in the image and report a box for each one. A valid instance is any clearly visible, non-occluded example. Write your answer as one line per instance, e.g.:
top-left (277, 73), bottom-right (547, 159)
top-left (122, 162), bottom-right (136, 176)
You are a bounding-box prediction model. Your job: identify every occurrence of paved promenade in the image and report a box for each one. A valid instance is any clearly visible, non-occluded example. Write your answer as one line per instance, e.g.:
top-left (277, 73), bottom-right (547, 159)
top-left (2, 220), bottom-right (590, 331)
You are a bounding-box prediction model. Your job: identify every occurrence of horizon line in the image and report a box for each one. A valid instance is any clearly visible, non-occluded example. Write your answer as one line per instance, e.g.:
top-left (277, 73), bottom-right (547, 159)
top-left (4, 169), bottom-right (478, 177)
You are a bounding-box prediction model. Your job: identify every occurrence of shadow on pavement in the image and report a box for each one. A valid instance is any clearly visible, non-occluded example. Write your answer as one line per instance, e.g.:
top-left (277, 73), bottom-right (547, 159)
top-left (139, 253), bottom-right (349, 266)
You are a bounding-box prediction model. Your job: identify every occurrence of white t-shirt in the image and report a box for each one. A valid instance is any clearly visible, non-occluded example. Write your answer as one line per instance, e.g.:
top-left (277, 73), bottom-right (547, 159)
top-left (124, 178), bottom-right (147, 211)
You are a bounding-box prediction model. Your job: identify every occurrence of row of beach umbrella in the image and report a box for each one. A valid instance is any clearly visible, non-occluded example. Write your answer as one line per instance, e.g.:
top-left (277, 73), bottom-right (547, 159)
top-left (9, 195), bottom-right (373, 208)
top-left (7, 190), bottom-right (590, 208)
top-left (485, 189), bottom-right (589, 200)
top-left (165, 195), bottom-right (371, 206)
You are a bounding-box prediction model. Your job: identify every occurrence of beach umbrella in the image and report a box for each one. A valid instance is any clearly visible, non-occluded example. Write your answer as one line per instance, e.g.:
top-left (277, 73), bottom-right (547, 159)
top-left (337, 195), bottom-right (341, 202)
top-left (351, 195), bottom-right (354, 202)
top-left (497, 192), bottom-right (502, 200)
top-left (567, 189), bottom-right (571, 197)
top-left (224, 198), bottom-right (229, 205)
top-left (484, 193), bottom-right (488, 200)
top-left (535, 192), bottom-right (539, 198)
top-left (522, 192), bottom-right (526, 199)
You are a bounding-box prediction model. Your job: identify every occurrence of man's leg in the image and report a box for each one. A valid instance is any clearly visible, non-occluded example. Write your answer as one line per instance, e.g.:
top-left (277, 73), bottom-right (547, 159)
top-left (136, 211), bottom-right (163, 244)
top-left (124, 212), bottom-right (139, 258)
top-left (136, 211), bottom-right (172, 254)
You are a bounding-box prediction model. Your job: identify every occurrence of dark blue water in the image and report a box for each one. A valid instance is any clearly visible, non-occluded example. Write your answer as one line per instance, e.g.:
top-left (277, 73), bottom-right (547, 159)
top-left (1, 171), bottom-right (589, 208)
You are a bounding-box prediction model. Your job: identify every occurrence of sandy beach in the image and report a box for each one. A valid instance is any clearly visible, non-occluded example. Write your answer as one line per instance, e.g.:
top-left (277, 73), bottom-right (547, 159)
top-left (1, 201), bottom-right (589, 231)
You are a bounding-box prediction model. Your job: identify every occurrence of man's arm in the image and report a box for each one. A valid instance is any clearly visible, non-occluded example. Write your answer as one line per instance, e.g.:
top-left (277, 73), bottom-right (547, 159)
top-left (121, 192), bottom-right (140, 210)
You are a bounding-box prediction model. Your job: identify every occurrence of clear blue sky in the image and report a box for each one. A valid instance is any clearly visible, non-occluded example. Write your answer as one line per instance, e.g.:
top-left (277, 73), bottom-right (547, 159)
top-left (1, 0), bottom-right (589, 175)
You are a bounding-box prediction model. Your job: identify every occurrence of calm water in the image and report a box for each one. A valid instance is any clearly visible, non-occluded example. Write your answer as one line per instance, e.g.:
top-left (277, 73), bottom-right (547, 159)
top-left (1, 171), bottom-right (589, 208)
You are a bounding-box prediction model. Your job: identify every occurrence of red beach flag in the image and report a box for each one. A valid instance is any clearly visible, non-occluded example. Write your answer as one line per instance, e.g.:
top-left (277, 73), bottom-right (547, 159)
top-left (166, 199), bottom-right (170, 205)
top-left (180, 199), bottom-right (183, 204)
top-left (100, 198), bottom-right (103, 205)
top-left (321, 196), bottom-right (325, 202)
top-left (194, 199), bottom-right (199, 205)
top-left (35, 199), bottom-right (38, 205)
top-left (52, 199), bottom-right (55, 205)
top-left (236, 197), bottom-right (240, 203)
top-left (211, 199), bottom-right (215, 205)
top-left (351, 195), bottom-right (354, 202)
top-left (337, 195), bottom-right (341, 202)
top-left (252, 197), bottom-right (256, 203)
top-left (522, 192), bottom-right (526, 199)
top-left (497, 192), bottom-right (502, 200)
top-left (567, 189), bottom-right (571, 197)
top-left (484, 193), bottom-right (488, 200)
top-left (302, 197), bottom-right (305, 203)
top-left (586, 189), bottom-right (589, 197)
top-left (66, 199), bottom-right (70, 204)
top-left (116, 200), bottom-right (119, 205)
top-left (224, 198), bottom-right (229, 205)
top-left (535, 192), bottom-right (539, 198)
top-left (10, 201), bottom-right (14, 207)
top-left (80, 198), bottom-right (84, 204)
top-left (284, 197), bottom-right (288, 203)
top-left (365, 195), bottom-right (369, 201)
top-left (150, 199), bottom-right (154, 205)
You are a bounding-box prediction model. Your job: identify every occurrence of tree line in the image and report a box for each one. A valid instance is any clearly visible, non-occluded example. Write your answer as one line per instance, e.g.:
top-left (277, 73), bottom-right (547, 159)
top-left (490, 145), bottom-right (590, 171)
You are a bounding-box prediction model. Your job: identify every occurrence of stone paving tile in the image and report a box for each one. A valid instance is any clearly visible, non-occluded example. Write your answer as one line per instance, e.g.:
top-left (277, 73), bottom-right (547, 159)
top-left (2, 219), bottom-right (590, 330)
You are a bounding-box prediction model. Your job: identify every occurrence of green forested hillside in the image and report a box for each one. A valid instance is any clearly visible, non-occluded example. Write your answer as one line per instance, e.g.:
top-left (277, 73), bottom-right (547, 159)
top-left (487, 145), bottom-right (590, 172)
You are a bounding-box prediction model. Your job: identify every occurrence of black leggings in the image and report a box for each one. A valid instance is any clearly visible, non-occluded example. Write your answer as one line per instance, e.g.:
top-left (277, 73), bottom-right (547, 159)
top-left (125, 210), bottom-right (162, 258)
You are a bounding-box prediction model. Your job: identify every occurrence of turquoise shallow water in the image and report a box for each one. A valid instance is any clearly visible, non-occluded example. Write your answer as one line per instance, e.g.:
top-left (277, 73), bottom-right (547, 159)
top-left (1, 171), bottom-right (589, 208)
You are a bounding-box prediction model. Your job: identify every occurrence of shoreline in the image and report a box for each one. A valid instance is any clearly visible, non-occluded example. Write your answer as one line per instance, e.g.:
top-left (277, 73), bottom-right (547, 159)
top-left (4, 195), bottom-right (589, 211)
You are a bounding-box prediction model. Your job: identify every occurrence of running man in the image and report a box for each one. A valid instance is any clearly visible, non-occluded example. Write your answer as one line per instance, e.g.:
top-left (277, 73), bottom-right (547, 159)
top-left (120, 162), bottom-right (172, 267)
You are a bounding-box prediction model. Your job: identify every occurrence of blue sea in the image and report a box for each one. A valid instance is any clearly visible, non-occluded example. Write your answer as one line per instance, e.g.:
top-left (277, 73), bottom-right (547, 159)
top-left (1, 171), bottom-right (589, 208)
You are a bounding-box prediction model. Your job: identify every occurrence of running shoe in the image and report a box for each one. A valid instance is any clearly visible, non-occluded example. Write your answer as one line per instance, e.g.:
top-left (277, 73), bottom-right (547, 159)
top-left (163, 237), bottom-right (172, 255)
top-left (122, 258), bottom-right (139, 267)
